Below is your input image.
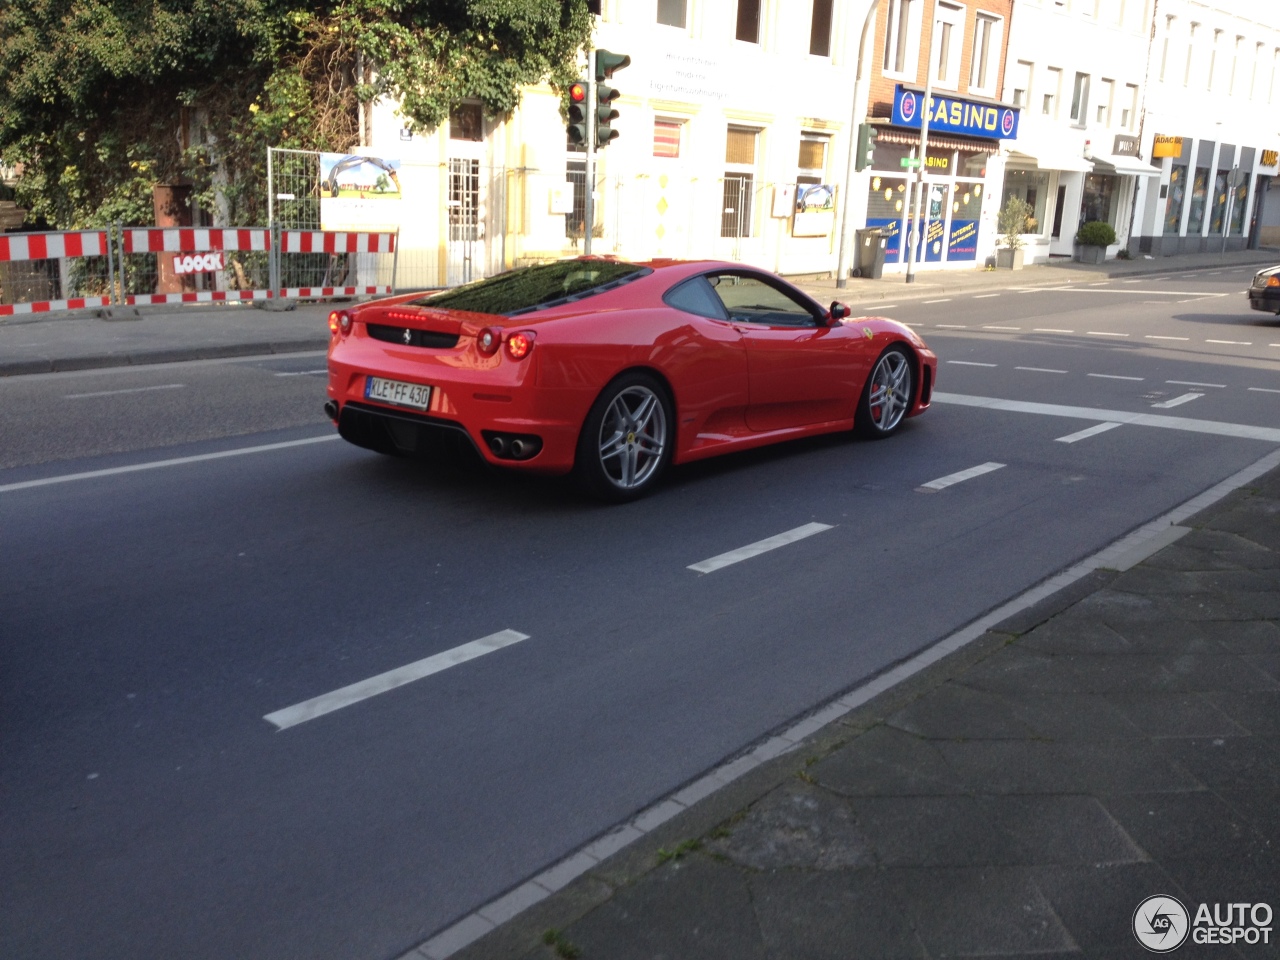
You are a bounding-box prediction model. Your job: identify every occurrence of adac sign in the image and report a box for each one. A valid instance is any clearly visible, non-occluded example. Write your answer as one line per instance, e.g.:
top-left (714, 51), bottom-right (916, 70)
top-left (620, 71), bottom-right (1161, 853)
top-left (892, 85), bottom-right (1019, 140)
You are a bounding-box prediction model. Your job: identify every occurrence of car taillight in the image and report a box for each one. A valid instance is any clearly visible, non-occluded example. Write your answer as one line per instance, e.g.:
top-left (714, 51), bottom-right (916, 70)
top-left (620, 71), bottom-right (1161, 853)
top-left (477, 327), bottom-right (500, 355)
top-left (328, 310), bottom-right (352, 336)
top-left (505, 331), bottom-right (534, 360)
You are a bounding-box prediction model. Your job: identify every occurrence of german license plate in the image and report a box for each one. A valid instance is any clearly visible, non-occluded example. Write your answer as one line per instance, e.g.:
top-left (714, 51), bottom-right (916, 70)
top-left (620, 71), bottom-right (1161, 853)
top-left (364, 376), bottom-right (432, 410)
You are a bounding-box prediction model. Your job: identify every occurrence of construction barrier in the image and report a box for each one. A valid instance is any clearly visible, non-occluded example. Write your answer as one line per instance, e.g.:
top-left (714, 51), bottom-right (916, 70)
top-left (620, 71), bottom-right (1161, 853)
top-left (0, 230), bottom-right (113, 317)
top-left (278, 230), bottom-right (397, 299)
top-left (119, 227), bottom-right (274, 305)
top-left (0, 225), bottom-right (399, 317)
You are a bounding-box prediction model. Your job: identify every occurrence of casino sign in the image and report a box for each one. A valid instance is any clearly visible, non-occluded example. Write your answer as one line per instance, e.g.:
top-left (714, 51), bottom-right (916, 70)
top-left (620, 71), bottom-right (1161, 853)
top-left (892, 85), bottom-right (1020, 140)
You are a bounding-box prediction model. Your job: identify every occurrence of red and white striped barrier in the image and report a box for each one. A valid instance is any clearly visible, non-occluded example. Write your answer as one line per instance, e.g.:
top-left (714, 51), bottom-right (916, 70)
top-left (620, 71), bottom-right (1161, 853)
top-left (280, 285), bottom-right (392, 299)
top-left (0, 230), bottom-right (111, 317)
top-left (120, 228), bottom-right (274, 305)
top-left (280, 231), bottom-right (396, 254)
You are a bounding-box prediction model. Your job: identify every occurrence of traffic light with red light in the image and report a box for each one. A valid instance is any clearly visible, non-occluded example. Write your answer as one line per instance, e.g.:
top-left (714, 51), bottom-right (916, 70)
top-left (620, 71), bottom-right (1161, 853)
top-left (567, 80), bottom-right (589, 145)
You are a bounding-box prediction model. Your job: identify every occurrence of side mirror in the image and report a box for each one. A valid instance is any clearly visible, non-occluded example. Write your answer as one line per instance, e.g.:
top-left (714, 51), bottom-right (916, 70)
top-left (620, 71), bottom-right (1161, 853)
top-left (827, 301), bottom-right (850, 325)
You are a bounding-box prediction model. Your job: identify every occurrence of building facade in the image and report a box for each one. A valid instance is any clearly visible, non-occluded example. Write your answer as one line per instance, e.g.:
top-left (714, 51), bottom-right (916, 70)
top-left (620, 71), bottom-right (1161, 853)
top-left (1128, 0), bottom-right (1280, 255)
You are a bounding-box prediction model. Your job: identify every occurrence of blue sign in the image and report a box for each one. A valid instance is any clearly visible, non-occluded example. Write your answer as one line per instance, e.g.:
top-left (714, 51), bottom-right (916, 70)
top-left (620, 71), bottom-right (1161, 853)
top-left (892, 85), bottom-right (1019, 140)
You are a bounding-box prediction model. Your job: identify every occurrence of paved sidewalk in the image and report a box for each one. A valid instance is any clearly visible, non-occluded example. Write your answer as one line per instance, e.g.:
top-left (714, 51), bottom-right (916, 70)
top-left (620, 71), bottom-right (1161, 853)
top-left (420, 457), bottom-right (1280, 960)
top-left (0, 248), bottom-right (1274, 377)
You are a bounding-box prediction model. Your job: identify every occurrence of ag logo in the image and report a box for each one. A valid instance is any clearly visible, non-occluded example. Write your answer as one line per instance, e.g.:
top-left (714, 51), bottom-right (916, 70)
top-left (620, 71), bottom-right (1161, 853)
top-left (1134, 895), bottom-right (1190, 953)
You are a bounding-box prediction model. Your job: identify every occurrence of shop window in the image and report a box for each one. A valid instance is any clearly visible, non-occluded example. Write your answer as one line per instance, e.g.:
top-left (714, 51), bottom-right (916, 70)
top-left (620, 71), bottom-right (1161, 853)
top-left (1070, 72), bottom-right (1090, 124)
top-left (810, 0), bottom-right (833, 56)
top-left (1186, 166), bottom-right (1209, 233)
top-left (1229, 176), bottom-right (1249, 236)
top-left (1209, 167), bottom-right (1230, 234)
top-left (1003, 169), bottom-right (1050, 233)
top-left (1080, 174), bottom-right (1117, 226)
top-left (933, 2), bottom-right (965, 90)
top-left (882, 0), bottom-right (921, 78)
top-left (970, 14), bottom-right (1003, 95)
top-left (722, 127), bottom-right (758, 238)
top-left (1163, 164), bottom-right (1187, 235)
top-left (1122, 84), bottom-right (1138, 130)
top-left (736, 0), bottom-right (760, 43)
top-left (657, 0), bottom-right (686, 28)
top-left (654, 119), bottom-right (683, 159)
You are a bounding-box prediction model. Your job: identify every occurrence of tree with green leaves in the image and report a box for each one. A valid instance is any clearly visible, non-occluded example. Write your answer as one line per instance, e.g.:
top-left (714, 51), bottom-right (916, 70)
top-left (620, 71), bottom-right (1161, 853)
top-left (0, 0), bottom-right (592, 229)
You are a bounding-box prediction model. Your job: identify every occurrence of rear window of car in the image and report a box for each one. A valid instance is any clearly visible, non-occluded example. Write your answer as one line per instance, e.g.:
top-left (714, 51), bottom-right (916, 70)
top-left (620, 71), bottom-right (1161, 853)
top-left (415, 261), bottom-right (649, 316)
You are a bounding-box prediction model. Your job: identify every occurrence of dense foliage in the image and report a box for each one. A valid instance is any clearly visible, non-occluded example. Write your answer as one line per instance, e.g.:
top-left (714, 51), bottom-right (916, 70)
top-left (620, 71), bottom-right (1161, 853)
top-left (0, 0), bottom-right (593, 228)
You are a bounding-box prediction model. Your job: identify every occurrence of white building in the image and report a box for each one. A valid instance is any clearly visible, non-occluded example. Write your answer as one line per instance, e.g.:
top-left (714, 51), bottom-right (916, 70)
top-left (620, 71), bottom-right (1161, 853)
top-left (1129, 0), bottom-right (1280, 255)
top-left (995, 0), bottom-right (1156, 262)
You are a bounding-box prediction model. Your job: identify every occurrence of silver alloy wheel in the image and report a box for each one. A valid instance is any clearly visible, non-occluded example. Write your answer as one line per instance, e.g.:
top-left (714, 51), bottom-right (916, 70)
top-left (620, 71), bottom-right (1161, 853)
top-left (866, 350), bottom-right (911, 432)
top-left (597, 385), bottom-right (668, 490)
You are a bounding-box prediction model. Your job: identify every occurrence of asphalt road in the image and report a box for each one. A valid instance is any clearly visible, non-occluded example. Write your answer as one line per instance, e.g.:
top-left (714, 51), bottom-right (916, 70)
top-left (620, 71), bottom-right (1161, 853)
top-left (3, 265), bottom-right (1278, 960)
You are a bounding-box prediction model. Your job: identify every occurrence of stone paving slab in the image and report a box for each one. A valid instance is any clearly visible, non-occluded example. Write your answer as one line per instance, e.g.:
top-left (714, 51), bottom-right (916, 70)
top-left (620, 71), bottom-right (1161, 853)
top-left (445, 462), bottom-right (1280, 960)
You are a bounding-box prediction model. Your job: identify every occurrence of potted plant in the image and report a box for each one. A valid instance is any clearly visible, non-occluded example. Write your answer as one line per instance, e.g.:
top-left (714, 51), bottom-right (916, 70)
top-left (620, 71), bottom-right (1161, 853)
top-left (1074, 220), bottom-right (1116, 264)
top-left (995, 196), bottom-right (1031, 269)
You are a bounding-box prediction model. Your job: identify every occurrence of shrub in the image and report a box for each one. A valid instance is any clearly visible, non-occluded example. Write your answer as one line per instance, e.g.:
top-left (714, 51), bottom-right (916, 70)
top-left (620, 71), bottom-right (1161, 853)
top-left (1076, 220), bottom-right (1117, 247)
top-left (997, 196), bottom-right (1032, 250)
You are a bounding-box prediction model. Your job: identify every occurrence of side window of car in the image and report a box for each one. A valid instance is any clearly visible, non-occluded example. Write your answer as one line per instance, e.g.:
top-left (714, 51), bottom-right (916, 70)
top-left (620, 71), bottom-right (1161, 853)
top-left (704, 274), bottom-right (819, 327)
top-left (663, 277), bottom-right (730, 320)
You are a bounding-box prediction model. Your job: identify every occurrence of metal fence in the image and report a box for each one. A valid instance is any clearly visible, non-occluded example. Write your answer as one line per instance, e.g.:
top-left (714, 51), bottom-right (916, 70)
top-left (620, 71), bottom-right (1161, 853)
top-left (0, 230), bottom-right (113, 317)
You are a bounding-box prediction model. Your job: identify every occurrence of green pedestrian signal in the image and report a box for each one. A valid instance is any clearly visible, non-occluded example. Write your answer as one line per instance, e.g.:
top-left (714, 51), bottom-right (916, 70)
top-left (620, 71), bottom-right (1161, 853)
top-left (594, 49), bottom-right (630, 148)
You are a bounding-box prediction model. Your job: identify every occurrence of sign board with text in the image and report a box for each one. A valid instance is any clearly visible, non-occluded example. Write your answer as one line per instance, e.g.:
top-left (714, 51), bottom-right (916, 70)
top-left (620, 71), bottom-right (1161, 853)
top-left (892, 85), bottom-right (1019, 140)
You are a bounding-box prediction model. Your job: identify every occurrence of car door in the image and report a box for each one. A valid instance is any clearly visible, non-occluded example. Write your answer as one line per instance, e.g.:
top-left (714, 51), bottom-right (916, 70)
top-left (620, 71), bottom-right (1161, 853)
top-left (703, 271), bottom-right (864, 434)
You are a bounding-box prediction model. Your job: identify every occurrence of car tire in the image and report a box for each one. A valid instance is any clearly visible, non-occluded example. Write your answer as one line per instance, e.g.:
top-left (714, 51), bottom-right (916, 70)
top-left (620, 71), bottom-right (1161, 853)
top-left (575, 371), bottom-right (674, 502)
top-left (855, 345), bottom-right (914, 439)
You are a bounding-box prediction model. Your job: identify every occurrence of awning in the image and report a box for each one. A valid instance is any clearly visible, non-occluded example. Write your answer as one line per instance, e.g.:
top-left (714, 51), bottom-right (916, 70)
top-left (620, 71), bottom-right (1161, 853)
top-left (1090, 153), bottom-right (1161, 177)
top-left (1005, 147), bottom-right (1093, 173)
top-left (873, 126), bottom-right (1001, 155)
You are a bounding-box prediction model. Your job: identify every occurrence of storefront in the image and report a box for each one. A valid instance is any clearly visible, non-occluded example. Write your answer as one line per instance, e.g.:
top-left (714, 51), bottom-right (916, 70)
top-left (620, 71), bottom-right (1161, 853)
top-left (863, 87), bottom-right (1018, 271)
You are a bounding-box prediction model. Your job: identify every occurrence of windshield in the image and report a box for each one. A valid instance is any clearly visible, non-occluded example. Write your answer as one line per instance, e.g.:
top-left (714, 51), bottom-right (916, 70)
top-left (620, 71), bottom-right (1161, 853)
top-left (415, 261), bottom-right (648, 316)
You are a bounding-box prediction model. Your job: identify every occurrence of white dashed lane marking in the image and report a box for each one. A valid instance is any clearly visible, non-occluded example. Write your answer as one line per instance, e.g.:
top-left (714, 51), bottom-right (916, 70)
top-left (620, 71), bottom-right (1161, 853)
top-left (1088, 373), bottom-right (1144, 381)
top-left (1206, 339), bottom-right (1252, 346)
top-left (1088, 331), bottom-right (1130, 337)
top-left (1146, 335), bottom-right (1190, 341)
top-left (1167, 380), bottom-right (1225, 389)
top-left (64, 384), bottom-right (185, 399)
top-left (1250, 387), bottom-right (1280, 394)
top-left (917, 462), bottom-right (1006, 493)
top-left (1152, 393), bottom-right (1205, 409)
top-left (688, 523), bottom-right (834, 574)
top-left (264, 630), bottom-right (530, 731)
top-left (947, 360), bottom-right (997, 367)
top-left (1016, 367), bottom-right (1068, 374)
top-left (1035, 328), bottom-right (1075, 333)
top-left (974, 294), bottom-right (1000, 299)
top-left (1056, 422), bottom-right (1123, 444)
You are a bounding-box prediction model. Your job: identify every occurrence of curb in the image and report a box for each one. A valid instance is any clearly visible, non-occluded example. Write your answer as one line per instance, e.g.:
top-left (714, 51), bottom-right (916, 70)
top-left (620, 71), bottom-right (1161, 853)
top-left (0, 339), bottom-right (330, 377)
top-left (406, 443), bottom-right (1280, 960)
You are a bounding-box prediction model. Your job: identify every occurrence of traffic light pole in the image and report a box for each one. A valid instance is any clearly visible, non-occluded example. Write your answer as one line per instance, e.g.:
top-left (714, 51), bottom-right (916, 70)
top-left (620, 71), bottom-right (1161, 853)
top-left (584, 48), bottom-right (597, 256)
top-left (906, 21), bottom-right (940, 284)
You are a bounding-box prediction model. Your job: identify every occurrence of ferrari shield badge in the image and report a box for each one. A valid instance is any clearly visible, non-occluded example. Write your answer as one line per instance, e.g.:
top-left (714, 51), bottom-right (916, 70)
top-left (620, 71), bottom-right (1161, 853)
top-left (862, 327), bottom-right (874, 340)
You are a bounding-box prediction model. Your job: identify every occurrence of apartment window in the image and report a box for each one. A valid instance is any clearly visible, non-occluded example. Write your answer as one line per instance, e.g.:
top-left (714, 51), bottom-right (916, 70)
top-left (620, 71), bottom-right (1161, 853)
top-left (722, 127), bottom-right (758, 238)
top-left (1252, 42), bottom-right (1265, 99)
top-left (1159, 16), bottom-right (1174, 82)
top-left (933, 1), bottom-right (965, 89)
top-left (653, 119), bottom-right (683, 158)
top-left (1070, 72), bottom-right (1090, 124)
top-left (1185, 22), bottom-right (1198, 88)
top-left (449, 103), bottom-right (483, 141)
top-left (970, 14), bottom-right (1003, 95)
top-left (1273, 48), bottom-right (1280, 104)
top-left (1096, 78), bottom-right (1113, 126)
top-left (657, 0), bottom-right (686, 28)
top-left (797, 134), bottom-right (830, 185)
top-left (882, 0), bottom-right (921, 77)
top-left (736, 0), bottom-right (760, 43)
top-left (1208, 29), bottom-right (1222, 91)
top-left (1044, 66), bottom-right (1062, 118)
top-left (1230, 36), bottom-right (1243, 95)
top-left (810, 0), bottom-right (834, 56)
top-left (1009, 60), bottom-right (1033, 107)
top-left (1122, 84), bottom-right (1138, 130)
